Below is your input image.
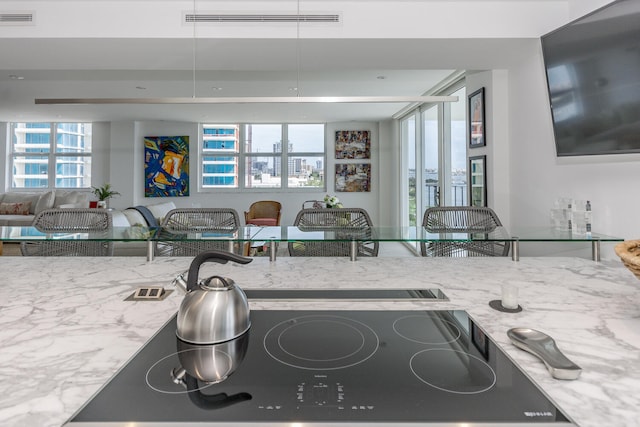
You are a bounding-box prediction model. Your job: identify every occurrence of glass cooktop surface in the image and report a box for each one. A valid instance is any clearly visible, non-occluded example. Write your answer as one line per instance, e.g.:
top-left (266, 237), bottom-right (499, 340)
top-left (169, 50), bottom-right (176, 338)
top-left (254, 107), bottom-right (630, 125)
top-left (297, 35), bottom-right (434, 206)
top-left (66, 310), bottom-right (575, 426)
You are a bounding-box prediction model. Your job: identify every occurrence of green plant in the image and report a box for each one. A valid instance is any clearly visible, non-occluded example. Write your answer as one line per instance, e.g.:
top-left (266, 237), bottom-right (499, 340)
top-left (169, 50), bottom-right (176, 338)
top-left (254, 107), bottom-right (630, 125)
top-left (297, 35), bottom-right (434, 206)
top-left (92, 183), bottom-right (120, 201)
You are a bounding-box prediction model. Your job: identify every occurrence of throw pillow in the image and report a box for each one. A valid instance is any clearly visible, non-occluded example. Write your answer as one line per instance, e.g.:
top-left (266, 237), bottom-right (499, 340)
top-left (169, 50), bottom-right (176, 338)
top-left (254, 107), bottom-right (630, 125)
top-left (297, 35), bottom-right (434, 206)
top-left (35, 190), bottom-right (56, 214)
top-left (2, 192), bottom-right (40, 214)
top-left (0, 201), bottom-right (32, 215)
top-left (54, 191), bottom-right (81, 207)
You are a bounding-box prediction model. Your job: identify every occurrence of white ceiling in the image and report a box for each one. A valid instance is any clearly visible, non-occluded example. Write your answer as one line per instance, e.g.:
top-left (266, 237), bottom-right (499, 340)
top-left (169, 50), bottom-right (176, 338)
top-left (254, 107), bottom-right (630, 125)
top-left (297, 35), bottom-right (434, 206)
top-left (0, 37), bottom-right (541, 123)
top-left (0, 0), bottom-right (572, 123)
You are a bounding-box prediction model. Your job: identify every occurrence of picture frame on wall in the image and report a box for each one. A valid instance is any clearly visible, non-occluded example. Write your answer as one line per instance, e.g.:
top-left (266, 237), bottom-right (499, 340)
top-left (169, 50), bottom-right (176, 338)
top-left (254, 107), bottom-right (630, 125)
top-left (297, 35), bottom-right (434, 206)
top-left (468, 87), bottom-right (486, 148)
top-left (335, 163), bottom-right (371, 192)
top-left (144, 135), bottom-right (190, 197)
top-left (469, 155), bottom-right (487, 207)
top-left (335, 130), bottom-right (371, 159)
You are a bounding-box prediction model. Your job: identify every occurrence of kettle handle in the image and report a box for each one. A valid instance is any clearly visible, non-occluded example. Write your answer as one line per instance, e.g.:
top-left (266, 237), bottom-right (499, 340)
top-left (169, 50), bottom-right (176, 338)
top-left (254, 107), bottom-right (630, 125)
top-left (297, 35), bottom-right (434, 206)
top-left (186, 250), bottom-right (253, 292)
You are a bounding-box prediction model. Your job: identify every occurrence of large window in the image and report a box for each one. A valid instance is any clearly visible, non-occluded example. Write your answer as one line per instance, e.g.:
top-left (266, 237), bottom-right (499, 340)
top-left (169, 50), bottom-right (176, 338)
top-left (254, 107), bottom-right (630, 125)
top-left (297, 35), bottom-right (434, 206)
top-left (10, 122), bottom-right (92, 189)
top-left (401, 81), bottom-right (466, 251)
top-left (201, 123), bottom-right (325, 190)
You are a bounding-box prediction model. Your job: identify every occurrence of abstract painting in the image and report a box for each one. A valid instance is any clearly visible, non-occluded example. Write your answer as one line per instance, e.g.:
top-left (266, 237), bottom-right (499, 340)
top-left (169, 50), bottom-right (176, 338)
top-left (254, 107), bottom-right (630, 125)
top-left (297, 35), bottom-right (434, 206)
top-left (335, 130), bottom-right (371, 159)
top-left (335, 163), bottom-right (371, 192)
top-left (144, 136), bottom-right (190, 197)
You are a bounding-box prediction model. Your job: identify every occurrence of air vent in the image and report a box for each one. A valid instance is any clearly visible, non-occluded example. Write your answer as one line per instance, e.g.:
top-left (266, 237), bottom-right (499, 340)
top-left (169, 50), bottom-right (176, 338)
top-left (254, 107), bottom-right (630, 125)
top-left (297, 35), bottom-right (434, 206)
top-left (0, 12), bottom-right (34, 25)
top-left (185, 13), bottom-right (340, 23)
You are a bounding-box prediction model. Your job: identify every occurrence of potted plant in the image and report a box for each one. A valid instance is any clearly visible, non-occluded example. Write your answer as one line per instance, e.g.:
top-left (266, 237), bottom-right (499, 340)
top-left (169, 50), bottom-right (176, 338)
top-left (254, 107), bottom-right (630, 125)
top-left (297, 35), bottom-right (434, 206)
top-left (92, 183), bottom-right (120, 208)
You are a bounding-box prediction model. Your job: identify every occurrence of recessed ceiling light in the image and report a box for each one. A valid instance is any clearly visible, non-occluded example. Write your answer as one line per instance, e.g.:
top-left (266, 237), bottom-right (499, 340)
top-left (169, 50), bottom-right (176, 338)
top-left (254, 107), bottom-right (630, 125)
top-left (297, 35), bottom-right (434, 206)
top-left (9, 74), bottom-right (25, 80)
top-left (211, 87), bottom-right (223, 91)
top-left (288, 87), bottom-right (298, 91)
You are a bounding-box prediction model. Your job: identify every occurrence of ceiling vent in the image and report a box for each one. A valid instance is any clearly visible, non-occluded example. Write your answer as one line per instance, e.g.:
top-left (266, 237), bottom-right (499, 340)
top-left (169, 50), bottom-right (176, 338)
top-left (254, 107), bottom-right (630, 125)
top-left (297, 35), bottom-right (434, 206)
top-left (0, 12), bottom-right (34, 25)
top-left (184, 13), bottom-right (340, 23)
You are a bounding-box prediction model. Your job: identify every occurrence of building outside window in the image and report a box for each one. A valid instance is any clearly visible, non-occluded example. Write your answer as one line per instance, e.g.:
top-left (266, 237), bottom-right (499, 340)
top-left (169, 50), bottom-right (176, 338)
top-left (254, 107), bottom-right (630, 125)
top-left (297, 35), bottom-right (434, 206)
top-left (10, 122), bottom-right (92, 189)
top-left (401, 81), bottom-right (466, 252)
top-left (201, 123), bottom-right (325, 190)
top-left (202, 124), bottom-right (240, 187)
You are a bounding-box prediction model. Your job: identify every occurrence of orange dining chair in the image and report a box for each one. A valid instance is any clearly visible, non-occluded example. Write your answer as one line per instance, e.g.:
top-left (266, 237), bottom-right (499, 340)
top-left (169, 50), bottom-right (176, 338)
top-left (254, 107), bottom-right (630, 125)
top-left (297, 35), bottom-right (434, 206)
top-left (244, 200), bottom-right (282, 226)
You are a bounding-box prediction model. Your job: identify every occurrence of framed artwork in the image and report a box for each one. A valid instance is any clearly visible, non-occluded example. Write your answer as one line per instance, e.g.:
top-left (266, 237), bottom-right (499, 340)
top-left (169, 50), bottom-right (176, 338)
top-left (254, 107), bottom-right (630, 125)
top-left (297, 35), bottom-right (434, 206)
top-left (144, 136), bottom-right (190, 197)
top-left (468, 87), bottom-right (486, 148)
top-left (335, 163), bottom-right (371, 192)
top-left (469, 155), bottom-right (487, 207)
top-left (335, 130), bottom-right (371, 159)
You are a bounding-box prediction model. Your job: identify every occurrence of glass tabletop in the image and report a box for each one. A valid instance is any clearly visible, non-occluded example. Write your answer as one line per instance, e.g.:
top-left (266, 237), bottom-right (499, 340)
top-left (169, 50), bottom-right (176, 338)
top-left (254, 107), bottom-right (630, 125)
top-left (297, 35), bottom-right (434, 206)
top-left (507, 226), bottom-right (622, 242)
top-left (0, 225), bottom-right (623, 244)
top-left (0, 226), bottom-right (156, 242)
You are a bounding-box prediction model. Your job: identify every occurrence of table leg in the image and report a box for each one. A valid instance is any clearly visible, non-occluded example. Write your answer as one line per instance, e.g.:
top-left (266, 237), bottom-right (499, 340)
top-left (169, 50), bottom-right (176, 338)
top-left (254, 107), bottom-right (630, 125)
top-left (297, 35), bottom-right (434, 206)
top-left (269, 241), bottom-right (277, 262)
top-left (350, 240), bottom-right (358, 262)
top-left (592, 240), bottom-right (601, 262)
top-left (147, 240), bottom-right (155, 262)
top-left (511, 238), bottom-right (520, 262)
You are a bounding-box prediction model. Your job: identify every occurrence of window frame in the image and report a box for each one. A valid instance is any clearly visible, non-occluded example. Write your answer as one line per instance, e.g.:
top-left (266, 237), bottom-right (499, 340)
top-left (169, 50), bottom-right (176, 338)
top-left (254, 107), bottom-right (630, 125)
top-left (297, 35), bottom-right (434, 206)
top-left (9, 122), bottom-right (92, 190)
top-left (198, 122), bottom-right (327, 192)
top-left (399, 78), bottom-right (466, 252)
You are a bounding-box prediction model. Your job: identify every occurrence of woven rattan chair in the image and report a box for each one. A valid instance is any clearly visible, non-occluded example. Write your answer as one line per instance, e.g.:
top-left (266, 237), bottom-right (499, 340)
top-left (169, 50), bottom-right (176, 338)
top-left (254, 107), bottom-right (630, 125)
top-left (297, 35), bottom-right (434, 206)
top-left (156, 208), bottom-right (241, 256)
top-left (244, 200), bottom-right (282, 226)
top-left (20, 208), bottom-right (114, 256)
top-left (420, 206), bottom-right (510, 257)
top-left (288, 208), bottom-right (379, 257)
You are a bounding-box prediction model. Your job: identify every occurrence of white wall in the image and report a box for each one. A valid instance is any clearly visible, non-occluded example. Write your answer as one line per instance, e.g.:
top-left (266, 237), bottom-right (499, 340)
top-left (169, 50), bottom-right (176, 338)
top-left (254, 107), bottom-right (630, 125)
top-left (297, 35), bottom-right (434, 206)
top-left (569, 0), bottom-right (617, 18)
top-left (0, 122), bottom-right (7, 191)
top-left (378, 119), bottom-right (399, 228)
top-left (465, 70), bottom-right (511, 228)
top-left (507, 39), bottom-right (640, 259)
top-left (100, 120), bottom-right (381, 227)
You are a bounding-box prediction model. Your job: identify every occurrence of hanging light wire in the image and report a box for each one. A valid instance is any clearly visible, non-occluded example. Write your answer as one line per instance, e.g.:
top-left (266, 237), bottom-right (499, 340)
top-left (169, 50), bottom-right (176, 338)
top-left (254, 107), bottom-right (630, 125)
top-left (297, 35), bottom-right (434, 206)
top-left (192, 0), bottom-right (197, 98)
top-left (295, 0), bottom-right (301, 97)
top-left (35, 0), bottom-right (459, 106)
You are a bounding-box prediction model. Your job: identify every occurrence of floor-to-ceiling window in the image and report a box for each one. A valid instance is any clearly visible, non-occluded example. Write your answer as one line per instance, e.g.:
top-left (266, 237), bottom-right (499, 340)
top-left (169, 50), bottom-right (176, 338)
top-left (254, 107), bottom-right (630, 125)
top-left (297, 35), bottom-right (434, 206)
top-left (401, 80), bottom-right (466, 252)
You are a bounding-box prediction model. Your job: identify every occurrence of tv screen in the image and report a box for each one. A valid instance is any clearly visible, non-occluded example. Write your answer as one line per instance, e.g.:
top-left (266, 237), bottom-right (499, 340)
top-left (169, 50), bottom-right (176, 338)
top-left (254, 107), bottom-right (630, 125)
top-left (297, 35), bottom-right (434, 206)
top-left (541, 0), bottom-right (640, 156)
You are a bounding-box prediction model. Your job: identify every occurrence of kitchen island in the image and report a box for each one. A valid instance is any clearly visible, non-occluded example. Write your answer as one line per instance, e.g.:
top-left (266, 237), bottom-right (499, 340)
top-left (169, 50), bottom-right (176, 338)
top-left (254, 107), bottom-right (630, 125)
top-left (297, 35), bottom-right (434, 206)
top-left (0, 256), bottom-right (639, 426)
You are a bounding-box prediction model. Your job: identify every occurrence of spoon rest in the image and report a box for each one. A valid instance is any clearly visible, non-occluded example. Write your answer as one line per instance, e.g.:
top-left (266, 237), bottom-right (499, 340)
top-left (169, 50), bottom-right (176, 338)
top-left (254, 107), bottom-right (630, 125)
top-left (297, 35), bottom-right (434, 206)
top-left (507, 328), bottom-right (582, 380)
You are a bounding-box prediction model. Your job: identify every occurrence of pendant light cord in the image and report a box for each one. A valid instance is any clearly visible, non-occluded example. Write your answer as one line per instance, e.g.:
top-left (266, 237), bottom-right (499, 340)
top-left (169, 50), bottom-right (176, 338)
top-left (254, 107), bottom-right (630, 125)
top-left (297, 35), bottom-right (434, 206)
top-left (192, 0), bottom-right (197, 98)
top-left (296, 0), bottom-right (301, 97)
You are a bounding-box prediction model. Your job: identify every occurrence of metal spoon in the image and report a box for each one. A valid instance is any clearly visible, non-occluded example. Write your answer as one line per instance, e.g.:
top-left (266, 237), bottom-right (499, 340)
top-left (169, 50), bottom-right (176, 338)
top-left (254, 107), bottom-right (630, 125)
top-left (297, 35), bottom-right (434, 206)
top-left (507, 328), bottom-right (582, 380)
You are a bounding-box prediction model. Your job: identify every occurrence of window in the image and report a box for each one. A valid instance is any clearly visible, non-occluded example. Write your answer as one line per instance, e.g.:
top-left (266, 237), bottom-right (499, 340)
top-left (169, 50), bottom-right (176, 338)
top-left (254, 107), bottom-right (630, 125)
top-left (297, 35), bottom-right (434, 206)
top-left (202, 124), bottom-right (240, 188)
top-left (201, 123), bottom-right (325, 190)
top-left (400, 80), bottom-right (466, 252)
top-left (10, 122), bottom-right (92, 189)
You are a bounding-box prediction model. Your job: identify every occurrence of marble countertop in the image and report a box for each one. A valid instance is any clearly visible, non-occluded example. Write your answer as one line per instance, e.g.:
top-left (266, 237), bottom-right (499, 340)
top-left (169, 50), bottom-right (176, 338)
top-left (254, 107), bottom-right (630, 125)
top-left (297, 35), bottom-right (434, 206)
top-left (1, 256), bottom-right (639, 426)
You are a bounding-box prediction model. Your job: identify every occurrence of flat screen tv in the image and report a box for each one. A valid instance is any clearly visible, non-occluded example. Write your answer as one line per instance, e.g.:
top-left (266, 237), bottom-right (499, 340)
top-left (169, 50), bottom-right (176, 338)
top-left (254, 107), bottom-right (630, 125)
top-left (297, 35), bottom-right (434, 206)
top-left (541, 0), bottom-right (640, 156)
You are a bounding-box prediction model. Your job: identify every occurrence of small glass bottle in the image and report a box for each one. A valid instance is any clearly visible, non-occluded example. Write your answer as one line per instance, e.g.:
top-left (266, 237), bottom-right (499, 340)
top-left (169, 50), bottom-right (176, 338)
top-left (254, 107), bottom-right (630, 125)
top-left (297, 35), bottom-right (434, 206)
top-left (585, 201), bottom-right (592, 237)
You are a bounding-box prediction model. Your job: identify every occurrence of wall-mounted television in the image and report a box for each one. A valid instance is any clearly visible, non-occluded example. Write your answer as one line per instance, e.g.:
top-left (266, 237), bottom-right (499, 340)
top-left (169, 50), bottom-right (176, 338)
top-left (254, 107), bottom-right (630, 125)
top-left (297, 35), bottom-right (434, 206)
top-left (541, 0), bottom-right (640, 156)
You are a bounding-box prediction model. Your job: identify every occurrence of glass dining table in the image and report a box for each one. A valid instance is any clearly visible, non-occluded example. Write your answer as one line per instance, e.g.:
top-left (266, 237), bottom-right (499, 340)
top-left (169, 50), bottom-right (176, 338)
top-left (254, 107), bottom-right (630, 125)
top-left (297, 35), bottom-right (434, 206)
top-left (0, 225), bottom-right (623, 262)
top-left (241, 225), bottom-right (621, 262)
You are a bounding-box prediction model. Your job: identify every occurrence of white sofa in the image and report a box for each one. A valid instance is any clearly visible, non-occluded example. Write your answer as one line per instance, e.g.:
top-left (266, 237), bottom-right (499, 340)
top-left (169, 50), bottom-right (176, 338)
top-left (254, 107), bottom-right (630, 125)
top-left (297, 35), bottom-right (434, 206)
top-left (110, 201), bottom-right (177, 256)
top-left (0, 190), bottom-right (90, 226)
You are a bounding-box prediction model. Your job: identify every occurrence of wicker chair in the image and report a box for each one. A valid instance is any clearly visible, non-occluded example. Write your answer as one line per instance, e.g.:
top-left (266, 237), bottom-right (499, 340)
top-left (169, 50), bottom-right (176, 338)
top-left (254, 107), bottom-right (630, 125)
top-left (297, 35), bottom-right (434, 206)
top-left (20, 208), bottom-right (114, 256)
top-left (420, 206), bottom-right (510, 257)
top-left (244, 200), bottom-right (282, 226)
top-left (288, 208), bottom-right (379, 257)
top-left (156, 208), bottom-right (241, 256)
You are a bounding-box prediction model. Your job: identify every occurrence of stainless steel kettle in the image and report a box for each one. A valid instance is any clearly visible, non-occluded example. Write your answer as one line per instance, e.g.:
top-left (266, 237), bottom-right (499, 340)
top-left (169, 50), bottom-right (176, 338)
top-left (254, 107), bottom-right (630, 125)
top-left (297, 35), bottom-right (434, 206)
top-left (175, 250), bottom-right (253, 345)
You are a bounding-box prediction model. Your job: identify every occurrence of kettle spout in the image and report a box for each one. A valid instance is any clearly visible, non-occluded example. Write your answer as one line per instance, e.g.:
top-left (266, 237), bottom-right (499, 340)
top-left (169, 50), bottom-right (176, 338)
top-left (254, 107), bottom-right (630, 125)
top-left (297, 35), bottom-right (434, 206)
top-left (172, 271), bottom-right (189, 294)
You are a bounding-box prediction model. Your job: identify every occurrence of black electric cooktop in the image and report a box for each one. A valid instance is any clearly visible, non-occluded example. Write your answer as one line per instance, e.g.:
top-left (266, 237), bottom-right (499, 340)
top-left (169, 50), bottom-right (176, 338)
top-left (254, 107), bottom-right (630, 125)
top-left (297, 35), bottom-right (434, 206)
top-left (65, 310), bottom-right (576, 426)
